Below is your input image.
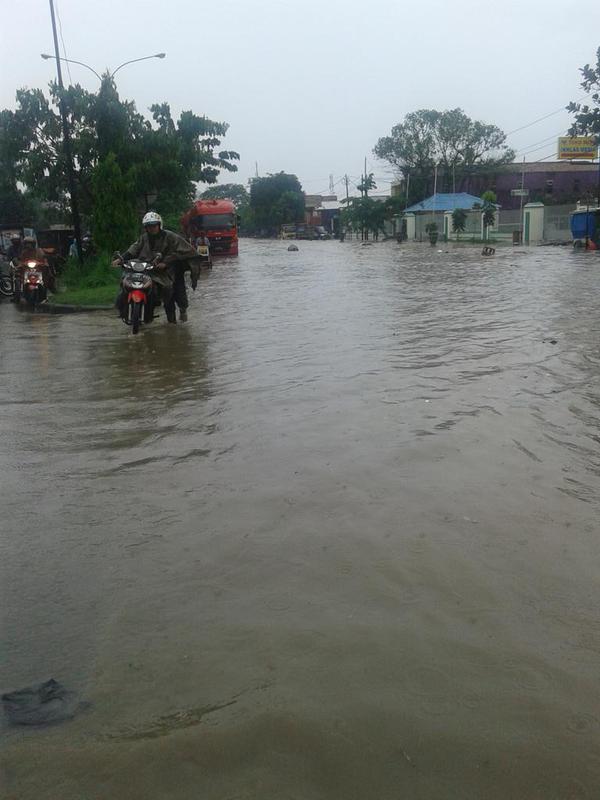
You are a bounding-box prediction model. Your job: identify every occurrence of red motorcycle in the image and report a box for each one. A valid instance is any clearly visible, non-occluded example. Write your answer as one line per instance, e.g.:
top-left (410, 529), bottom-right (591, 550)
top-left (116, 253), bottom-right (161, 335)
top-left (16, 260), bottom-right (47, 307)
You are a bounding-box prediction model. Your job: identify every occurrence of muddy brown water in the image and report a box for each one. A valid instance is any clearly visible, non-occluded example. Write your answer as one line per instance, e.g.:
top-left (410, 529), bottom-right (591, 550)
top-left (1, 240), bottom-right (600, 799)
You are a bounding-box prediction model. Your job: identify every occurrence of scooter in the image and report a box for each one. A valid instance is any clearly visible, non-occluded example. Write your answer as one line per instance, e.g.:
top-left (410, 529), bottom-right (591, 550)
top-left (196, 242), bottom-right (213, 268)
top-left (0, 258), bottom-right (14, 298)
top-left (21, 260), bottom-right (47, 307)
top-left (117, 253), bottom-right (161, 335)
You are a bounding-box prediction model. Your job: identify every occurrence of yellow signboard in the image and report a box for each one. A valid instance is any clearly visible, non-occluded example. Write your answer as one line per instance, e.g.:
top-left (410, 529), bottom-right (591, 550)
top-left (557, 136), bottom-right (598, 160)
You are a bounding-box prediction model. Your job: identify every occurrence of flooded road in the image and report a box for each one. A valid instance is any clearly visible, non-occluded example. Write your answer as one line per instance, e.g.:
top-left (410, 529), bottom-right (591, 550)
top-left (2, 239), bottom-right (600, 798)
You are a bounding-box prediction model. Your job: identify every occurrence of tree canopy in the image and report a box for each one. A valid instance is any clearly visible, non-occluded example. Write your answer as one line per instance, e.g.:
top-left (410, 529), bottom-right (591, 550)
top-left (341, 193), bottom-right (403, 240)
top-left (0, 76), bottom-right (239, 250)
top-left (374, 108), bottom-right (514, 202)
top-left (568, 46), bottom-right (600, 136)
top-left (246, 172), bottom-right (304, 235)
top-left (200, 183), bottom-right (250, 209)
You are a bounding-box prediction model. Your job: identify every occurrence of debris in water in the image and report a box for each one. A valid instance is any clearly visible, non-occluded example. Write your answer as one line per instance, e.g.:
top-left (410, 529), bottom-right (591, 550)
top-left (2, 679), bottom-right (88, 727)
top-left (287, 244), bottom-right (298, 252)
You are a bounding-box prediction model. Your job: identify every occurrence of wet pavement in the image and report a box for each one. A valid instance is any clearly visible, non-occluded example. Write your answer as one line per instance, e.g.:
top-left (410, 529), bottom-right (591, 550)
top-left (1, 239), bottom-right (600, 799)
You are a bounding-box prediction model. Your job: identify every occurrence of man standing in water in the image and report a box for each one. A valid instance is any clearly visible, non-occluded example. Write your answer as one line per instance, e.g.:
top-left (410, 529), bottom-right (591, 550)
top-left (114, 212), bottom-right (198, 323)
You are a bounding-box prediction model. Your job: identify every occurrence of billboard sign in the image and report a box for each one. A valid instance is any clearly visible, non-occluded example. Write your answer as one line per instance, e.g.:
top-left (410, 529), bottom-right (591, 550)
top-left (557, 136), bottom-right (598, 160)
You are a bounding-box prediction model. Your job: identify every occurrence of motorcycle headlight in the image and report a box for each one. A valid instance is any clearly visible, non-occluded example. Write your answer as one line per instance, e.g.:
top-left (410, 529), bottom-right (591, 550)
top-left (27, 261), bottom-right (36, 268)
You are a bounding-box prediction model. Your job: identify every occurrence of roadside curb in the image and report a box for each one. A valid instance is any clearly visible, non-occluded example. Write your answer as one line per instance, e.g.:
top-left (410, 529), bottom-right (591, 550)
top-left (38, 302), bottom-right (113, 314)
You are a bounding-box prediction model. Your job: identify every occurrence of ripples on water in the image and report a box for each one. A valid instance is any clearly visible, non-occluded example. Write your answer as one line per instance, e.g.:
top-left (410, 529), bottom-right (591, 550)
top-left (2, 241), bottom-right (600, 798)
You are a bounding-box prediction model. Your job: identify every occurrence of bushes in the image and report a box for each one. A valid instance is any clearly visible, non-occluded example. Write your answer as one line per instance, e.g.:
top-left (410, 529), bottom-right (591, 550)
top-left (51, 252), bottom-right (120, 306)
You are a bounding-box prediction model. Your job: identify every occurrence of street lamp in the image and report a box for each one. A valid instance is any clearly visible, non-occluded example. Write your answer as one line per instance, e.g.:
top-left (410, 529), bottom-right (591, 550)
top-left (111, 53), bottom-right (166, 79)
top-left (40, 52), bottom-right (166, 81)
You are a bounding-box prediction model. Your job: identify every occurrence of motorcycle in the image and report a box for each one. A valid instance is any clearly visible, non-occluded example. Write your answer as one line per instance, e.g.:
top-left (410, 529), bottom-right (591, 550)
top-left (0, 259), bottom-right (14, 298)
top-left (21, 260), bottom-right (47, 307)
top-left (116, 253), bottom-right (161, 335)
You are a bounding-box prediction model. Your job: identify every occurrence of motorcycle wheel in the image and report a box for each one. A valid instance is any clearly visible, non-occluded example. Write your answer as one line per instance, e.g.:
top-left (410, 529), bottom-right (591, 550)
top-left (0, 276), bottom-right (13, 297)
top-left (25, 289), bottom-right (37, 307)
top-left (131, 301), bottom-right (142, 335)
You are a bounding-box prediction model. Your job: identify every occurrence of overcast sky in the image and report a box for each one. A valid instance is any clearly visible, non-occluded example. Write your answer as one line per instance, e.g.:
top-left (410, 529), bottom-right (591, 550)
top-left (1, 0), bottom-right (599, 196)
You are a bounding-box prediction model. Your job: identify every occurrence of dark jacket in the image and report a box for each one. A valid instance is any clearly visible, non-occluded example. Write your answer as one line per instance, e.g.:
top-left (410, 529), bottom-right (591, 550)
top-left (6, 243), bottom-right (22, 262)
top-left (123, 229), bottom-right (198, 287)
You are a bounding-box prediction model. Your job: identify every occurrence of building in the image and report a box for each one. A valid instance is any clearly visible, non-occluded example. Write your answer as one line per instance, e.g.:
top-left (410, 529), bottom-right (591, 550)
top-left (467, 162), bottom-right (600, 210)
top-left (392, 161), bottom-right (600, 211)
top-left (304, 194), bottom-right (341, 235)
top-left (403, 193), bottom-right (493, 240)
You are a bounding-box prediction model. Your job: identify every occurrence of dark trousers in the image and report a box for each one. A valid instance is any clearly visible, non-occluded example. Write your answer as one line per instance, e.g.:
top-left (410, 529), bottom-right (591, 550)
top-left (173, 265), bottom-right (188, 311)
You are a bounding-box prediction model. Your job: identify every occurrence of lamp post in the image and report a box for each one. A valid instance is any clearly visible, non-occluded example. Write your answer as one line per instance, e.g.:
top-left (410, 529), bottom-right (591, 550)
top-left (47, 0), bottom-right (83, 264)
top-left (40, 43), bottom-right (166, 262)
top-left (40, 52), bottom-right (166, 82)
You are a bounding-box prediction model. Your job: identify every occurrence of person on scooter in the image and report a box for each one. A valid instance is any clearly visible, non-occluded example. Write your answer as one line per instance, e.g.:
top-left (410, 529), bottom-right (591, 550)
top-left (6, 234), bottom-right (23, 262)
top-left (13, 236), bottom-right (53, 296)
top-left (113, 212), bottom-right (198, 324)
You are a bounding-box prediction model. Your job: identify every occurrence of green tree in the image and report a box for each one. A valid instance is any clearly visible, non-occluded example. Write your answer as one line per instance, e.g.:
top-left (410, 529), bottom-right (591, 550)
top-left (341, 196), bottom-right (387, 240)
top-left (374, 109), bottom-right (514, 202)
top-left (568, 46), bottom-right (600, 135)
top-left (481, 190), bottom-right (497, 238)
top-left (451, 208), bottom-right (467, 239)
top-left (357, 172), bottom-right (377, 197)
top-left (248, 172), bottom-right (304, 234)
top-left (91, 153), bottom-right (138, 253)
top-left (200, 183), bottom-right (250, 209)
top-left (0, 78), bottom-right (239, 242)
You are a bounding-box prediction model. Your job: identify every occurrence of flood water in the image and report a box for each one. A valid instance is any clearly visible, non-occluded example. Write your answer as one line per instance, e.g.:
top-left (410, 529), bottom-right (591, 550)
top-left (2, 239), bottom-right (600, 799)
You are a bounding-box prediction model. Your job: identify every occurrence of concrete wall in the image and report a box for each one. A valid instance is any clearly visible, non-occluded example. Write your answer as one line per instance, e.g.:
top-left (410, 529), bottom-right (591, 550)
top-left (407, 203), bottom-right (575, 243)
top-left (495, 203), bottom-right (575, 243)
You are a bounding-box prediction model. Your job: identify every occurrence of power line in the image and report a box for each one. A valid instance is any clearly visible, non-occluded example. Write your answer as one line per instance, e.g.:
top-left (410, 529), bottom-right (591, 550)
top-left (514, 132), bottom-right (569, 158)
top-left (54, 0), bottom-right (73, 84)
top-left (504, 96), bottom-right (586, 138)
top-left (514, 131), bottom-right (564, 155)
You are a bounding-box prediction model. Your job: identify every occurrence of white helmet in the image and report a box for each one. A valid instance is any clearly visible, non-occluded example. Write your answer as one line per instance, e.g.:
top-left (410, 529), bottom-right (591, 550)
top-left (142, 211), bottom-right (162, 227)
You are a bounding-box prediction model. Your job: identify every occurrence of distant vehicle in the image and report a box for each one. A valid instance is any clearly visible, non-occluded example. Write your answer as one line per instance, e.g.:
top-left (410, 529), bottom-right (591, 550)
top-left (281, 224), bottom-right (297, 240)
top-left (279, 224), bottom-right (331, 240)
top-left (181, 199), bottom-right (239, 255)
top-left (570, 207), bottom-right (600, 248)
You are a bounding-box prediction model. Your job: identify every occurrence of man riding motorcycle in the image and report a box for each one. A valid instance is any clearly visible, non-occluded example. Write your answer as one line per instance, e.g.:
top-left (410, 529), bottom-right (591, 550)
top-left (113, 212), bottom-right (199, 323)
top-left (13, 236), bottom-right (53, 297)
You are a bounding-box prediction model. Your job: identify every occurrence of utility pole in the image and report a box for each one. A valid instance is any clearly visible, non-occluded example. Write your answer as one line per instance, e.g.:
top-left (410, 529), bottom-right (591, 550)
top-left (519, 157), bottom-right (526, 245)
top-left (343, 174), bottom-right (350, 240)
top-left (596, 147), bottom-right (600, 208)
top-left (48, 0), bottom-right (83, 265)
top-left (363, 157), bottom-right (368, 240)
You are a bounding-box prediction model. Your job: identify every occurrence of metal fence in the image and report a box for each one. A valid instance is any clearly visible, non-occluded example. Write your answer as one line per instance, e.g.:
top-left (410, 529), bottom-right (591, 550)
top-left (544, 204), bottom-right (574, 242)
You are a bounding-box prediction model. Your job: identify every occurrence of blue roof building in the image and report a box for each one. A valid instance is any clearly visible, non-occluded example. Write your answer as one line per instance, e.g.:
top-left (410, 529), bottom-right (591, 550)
top-left (405, 192), bottom-right (485, 213)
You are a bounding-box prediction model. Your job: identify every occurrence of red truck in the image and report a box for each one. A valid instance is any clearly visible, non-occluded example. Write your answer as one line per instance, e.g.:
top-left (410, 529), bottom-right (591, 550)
top-left (181, 198), bottom-right (239, 256)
